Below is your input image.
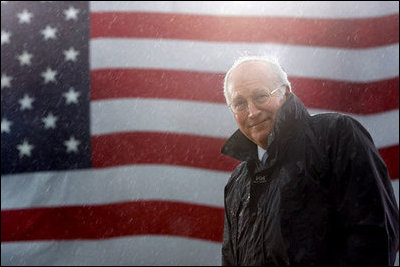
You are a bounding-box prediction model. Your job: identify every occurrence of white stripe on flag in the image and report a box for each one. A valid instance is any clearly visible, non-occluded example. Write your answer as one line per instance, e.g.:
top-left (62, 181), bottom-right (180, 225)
top-left (91, 99), bottom-right (399, 148)
top-left (90, 39), bottom-right (399, 82)
top-left (1, 165), bottom-right (230, 210)
top-left (1, 236), bottom-right (221, 266)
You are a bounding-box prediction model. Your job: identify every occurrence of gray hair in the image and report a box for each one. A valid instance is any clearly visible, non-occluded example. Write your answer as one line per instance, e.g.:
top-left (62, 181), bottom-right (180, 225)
top-left (223, 56), bottom-right (292, 105)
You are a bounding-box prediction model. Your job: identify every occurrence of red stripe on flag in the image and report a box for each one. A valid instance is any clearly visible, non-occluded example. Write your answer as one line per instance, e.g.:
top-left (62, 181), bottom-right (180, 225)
top-left (92, 132), bottom-right (239, 171)
top-left (91, 69), bottom-right (399, 114)
top-left (379, 145), bottom-right (399, 179)
top-left (290, 76), bottom-right (399, 115)
top-left (91, 12), bottom-right (399, 48)
top-left (92, 132), bottom-right (398, 179)
top-left (91, 69), bottom-right (224, 103)
top-left (1, 201), bottom-right (224, 242)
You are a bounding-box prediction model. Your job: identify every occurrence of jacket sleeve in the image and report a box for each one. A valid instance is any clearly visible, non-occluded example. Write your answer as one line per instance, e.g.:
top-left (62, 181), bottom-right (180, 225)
top-left (329, 115), bottom-right (399, 266)
top-left (221, 212), bottom-right (235, 266)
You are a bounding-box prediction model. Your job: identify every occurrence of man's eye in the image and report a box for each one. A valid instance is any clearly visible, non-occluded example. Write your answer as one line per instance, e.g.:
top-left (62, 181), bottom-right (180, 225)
top-left (233, 101), bottom-right (246, 110)
top-left (254, 94), bottom-right (268, 103)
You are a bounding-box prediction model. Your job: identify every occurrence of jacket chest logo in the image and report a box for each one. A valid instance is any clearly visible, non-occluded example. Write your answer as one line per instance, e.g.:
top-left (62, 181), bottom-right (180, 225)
top-left (253, 175), bottom-right (267, 183)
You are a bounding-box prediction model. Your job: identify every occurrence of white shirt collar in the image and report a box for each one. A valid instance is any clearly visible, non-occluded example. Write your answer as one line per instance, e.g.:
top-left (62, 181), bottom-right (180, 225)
top-left (258, 131), bottom-right (275, 161)
top-left (258, 146), bottom-right (266, 161)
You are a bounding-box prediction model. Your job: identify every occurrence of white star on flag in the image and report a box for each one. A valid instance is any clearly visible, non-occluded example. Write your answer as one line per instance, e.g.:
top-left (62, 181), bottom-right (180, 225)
top-left (63, 47), bottom-right (79, 62)
top-left (1, 30), bottom-right (11, 45)
top-left (40, 25), bottom-right (57, 40)
top-left (17, 139), bottom-right (34, 158)
top-left (64, 136), bottom-right (80, 153)
top-left (1, 73), bottom-right (12, 89)
top-left (41, 67), bottom-right (57, 84)
top-left (1, 118), bottom-right (12, 134)
top-left (17, 9), bottom-right (33, 24)
top-left (17, 50), bottom-right (33, 66)
top-left (63, 87), bottom-right (80, 104)
top-left (19, 94), bottom-right (35, 111)
top-left (42, 113), bottom-right (58, 129)
top-left (64, 6), bottom-right (80, 21)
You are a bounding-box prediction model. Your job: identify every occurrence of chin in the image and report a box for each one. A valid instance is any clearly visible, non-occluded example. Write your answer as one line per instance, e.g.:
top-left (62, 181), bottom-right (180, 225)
top-left (251, 134), bottom-right (267, 146)
top-left (251, 130), bottom-right (270, 145)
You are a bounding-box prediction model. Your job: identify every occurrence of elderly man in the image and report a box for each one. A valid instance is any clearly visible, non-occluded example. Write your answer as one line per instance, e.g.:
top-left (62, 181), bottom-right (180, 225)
top-left (221, 56), bottom-right (398, 266)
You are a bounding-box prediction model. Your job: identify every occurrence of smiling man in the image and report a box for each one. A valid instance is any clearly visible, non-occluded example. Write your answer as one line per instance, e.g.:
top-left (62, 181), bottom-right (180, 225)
top-left (220, 56), bottom-right (398, 266)
top-left (225, 59), bottom-right (289, 150)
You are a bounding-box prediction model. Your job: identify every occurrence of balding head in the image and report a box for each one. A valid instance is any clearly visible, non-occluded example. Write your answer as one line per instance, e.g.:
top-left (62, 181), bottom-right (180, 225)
top-left (223, 56), bottom-right (291, 106)
top-left (223, 56), bottom-right (291, 149)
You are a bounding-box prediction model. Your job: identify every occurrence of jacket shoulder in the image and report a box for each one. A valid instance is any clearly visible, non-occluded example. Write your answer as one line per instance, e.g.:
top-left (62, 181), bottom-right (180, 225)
top-left (311, 112), bottom-right (374, 143)
top-left (311, 112), bottom-right (347, 126)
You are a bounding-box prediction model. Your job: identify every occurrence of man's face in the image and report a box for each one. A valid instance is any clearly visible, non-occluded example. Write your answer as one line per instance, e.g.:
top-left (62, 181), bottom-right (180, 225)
top-left (227, 61), bottom-right (288, 149)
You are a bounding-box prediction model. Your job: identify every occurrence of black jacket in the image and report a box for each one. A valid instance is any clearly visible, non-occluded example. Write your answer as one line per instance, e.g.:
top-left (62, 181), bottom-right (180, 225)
top-left (221, 93), bottom-right (398, 266)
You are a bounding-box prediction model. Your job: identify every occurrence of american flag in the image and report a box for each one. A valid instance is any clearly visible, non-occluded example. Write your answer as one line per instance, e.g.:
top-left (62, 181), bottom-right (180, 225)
top-left (1, 1), bottom-right (398, 265)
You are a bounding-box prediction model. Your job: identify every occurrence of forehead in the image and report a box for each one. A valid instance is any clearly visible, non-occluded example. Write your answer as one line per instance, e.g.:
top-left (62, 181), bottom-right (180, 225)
top-left (227, 61), bottom-right (276, 97)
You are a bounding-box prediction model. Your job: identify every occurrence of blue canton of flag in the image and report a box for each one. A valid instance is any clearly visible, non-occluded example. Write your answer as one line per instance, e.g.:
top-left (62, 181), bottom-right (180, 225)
top-left (1, 1), bottom-right (91, 174)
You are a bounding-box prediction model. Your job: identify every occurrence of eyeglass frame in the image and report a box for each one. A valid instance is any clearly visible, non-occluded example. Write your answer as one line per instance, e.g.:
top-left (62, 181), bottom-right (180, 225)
top-left (228, 85), bottom-right (285, 114)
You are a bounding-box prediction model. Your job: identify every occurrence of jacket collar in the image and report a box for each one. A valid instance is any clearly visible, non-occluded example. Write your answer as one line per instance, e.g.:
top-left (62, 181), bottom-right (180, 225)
top-left (221, 93), bottom-right (310, 162)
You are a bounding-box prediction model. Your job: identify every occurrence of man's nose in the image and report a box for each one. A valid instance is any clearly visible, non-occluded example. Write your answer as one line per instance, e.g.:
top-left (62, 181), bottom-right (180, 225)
top-left (247, 101), bottom-right (260, 118)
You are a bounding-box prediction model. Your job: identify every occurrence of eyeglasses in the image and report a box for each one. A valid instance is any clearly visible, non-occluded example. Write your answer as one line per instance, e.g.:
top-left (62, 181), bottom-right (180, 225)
top-left (229, 86), bottom-right (283, 114)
